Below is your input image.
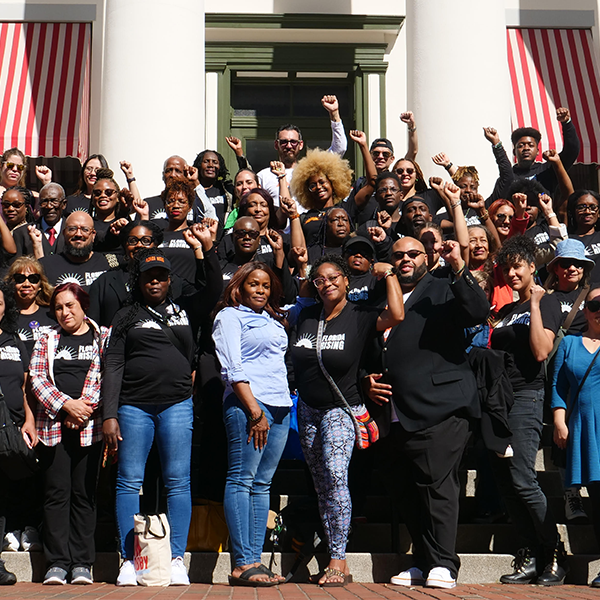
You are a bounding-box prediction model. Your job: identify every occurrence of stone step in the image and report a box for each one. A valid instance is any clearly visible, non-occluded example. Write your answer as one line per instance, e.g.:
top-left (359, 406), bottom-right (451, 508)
top-left (4, 550), bottom-right (600, 585)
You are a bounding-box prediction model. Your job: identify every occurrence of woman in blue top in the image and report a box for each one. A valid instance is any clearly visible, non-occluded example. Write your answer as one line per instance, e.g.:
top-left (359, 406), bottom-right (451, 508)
top-left (552, 285), bottom-right (600, 587)
top-left (212, 260), bottom-right (311, 587)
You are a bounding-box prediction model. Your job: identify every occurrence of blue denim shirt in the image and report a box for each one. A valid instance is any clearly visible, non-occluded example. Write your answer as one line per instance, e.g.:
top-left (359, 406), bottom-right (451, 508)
top-left (212, 298), bottom-right (312, 407)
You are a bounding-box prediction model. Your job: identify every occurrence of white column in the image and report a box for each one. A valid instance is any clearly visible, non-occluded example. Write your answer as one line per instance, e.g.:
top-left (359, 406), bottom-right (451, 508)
top-left (407, 0), bottom-right (511, 197)
top-left (100, 0), bottom-right (205, 197)
top-left (367, 72), bottom-right (381, 142)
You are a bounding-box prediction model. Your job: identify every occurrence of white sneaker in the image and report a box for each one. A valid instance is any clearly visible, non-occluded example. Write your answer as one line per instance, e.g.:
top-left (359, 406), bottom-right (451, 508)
top-left (565, 487), bottom-right (588, 522)
top-left (390, 566), bottom-right (425, 586)
top-left (2, 531), bottom-right (21, 552)
top-left (170, 556), bottom-right (190, 586)
top-left (20, 527), bottom-right (42, 552)
top-left (116, 560), bottom-right (137, 586)
top-left (425, 566), bottom-right (456, 589)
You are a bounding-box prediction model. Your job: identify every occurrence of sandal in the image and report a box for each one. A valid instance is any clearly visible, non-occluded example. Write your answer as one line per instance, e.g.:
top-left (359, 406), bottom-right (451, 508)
top-left (319, 566), bottom-right (353, 587)
top-left (257, 564), bottom-right (286, 583)
top-left (228, 566), bottom-right (278, 587)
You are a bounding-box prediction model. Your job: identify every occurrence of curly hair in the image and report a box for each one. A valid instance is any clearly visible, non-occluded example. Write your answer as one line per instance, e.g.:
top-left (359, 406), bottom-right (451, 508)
top-left (6, 256), bottom-right (54, 306)
top-left (310, 253), bottom-right (352, 302)
top-left (214, 261), bottom-right (286, 324)
top-left (161, 176), bottom-right (196, 207)
top-left (495, 235), bottom-right (537, 269)
top-left (452, 166), bottom-right (480, 185)
top-left (1, 148), bottom-right (27, 187)
top-left (193, 150), bottom-right (230, 183)
top-left (290, 149), bottom-right (353, 210)
top-left (74, 154), bottom-right (109, 195)
top-left (566, 189), bottom-right (600, 233)
top-left (507, 178), bottom-right (546, 210)
top-left (392, 158), bottom-right (427, 193)
top-left (0, 280), bottom-right (19, 334)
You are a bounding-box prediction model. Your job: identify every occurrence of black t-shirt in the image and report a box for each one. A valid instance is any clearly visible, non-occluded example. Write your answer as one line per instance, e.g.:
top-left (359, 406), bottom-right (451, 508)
top-left (291, 302), bottom-right (380, 410)
top-left (0, 332), bottom-right (28, 425)
top-left (145, 195), bottom-right (168, 221)
top-left (106, 302), bottom-right (194, 408)
top-left (300, 204), bottom-right (350, 248)
top-left (491, 296), bottom-right (562, 391)
top-left (41, 252), bottom-right (111, 291)
top-left (159, 229), bottom-right (195, 283)
top-left (547, 288), bottom-right (588, 335)
top-left (93, 217), bottom-right (121, 253)
top-left (65, 193), bottom-right (91, 216)
top-left (53, 328), bottom-right (94, 399)
top-left (570, 231), bottom-right (600, 284)
top-left (17, 308), bottom-right (56, 356)
top-left (307, 244), bottom-right (343, 264)
top-left (524, 220), bottom-right (551, 247)
top-left (217, 231), bottom-right (290, 264)
top-left (347, 271), bottom-right (385, 306)
top-left (205, 187), bottom-right (227, 224)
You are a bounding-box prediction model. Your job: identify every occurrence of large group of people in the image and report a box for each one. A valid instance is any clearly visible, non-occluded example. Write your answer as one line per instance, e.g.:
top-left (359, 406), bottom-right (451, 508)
top-left (1, 93), bottom-right (600, 590)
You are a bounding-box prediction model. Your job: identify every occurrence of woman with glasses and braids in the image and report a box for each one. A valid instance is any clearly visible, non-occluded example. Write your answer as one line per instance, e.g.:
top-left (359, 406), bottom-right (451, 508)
top-left (1, 186), bottom-right (34, 232)
top-left (552, 284), bottom-right (600, 588)
top-left (567, 190), bottom-right (600, 284)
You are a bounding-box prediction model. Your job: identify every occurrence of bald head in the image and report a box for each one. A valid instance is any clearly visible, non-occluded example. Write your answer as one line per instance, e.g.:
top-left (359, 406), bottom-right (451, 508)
top-left (163, 155), bottom-right (188, 184)
top-left (391, 236), bottom-right (427, 289)
top-left (233, 216), bottom-right (260, 257)
top-left (64, 210), bottom-right (96, 260)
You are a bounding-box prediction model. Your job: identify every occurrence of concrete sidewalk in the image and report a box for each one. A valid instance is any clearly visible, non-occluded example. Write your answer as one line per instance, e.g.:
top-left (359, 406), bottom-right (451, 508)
top-left (0, 582), bottom-right (599, 600)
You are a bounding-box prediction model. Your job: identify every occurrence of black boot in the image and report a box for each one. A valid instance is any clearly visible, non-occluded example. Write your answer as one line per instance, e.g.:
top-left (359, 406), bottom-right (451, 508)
top-left (536, 540), bottom-right (569, 586)
top-left (0, 560), bottom-right (16, 585)
top-left (500, 547), bottom-right (538, 584)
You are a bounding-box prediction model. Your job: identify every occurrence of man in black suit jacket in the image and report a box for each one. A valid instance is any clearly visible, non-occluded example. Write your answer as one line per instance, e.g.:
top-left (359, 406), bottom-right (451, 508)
top-left (364, 236), bottom-right (489, 589)
top-left (13, 183), bottom-right (66, 257)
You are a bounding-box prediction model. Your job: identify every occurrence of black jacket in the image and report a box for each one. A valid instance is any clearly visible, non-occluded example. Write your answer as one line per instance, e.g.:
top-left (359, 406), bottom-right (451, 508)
top-left (13, 220), bottom-right (65, 257)
top-left (366, 270), bottom-right (489, 435)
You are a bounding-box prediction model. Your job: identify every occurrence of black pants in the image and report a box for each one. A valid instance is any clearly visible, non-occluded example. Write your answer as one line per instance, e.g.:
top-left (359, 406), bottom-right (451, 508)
top-left (379, 415), bottom-right (470, 578)
top-left (38, 429), bottom-right (102, 571)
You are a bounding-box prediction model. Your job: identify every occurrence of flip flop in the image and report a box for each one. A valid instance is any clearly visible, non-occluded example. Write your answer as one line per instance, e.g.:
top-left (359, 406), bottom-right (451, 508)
top-left (228, 567), bottom-right (278, 587)
top-left (257, 564), bottom-right (286, 583)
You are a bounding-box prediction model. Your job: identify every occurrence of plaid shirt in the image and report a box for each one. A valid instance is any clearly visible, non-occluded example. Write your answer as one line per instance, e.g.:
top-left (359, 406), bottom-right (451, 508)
top-left (29, 319), bottom-right (110, 447)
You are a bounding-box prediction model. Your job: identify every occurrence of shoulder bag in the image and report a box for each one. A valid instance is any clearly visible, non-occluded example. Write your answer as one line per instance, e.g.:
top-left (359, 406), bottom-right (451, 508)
top-left (316, 314), bottom-right (379, 450)
top-left (133, 513), bottom-right (172, 586)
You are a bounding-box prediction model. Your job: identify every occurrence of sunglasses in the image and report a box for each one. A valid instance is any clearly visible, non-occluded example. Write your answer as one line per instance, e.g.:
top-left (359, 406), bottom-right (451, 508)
top-left (586, 299), bottom-right (600, 312)
top-left (371, 151), bottom-right (392, 159)
top-left (495, 213), bottom-right (513, 224)
top-left (392, 249), bottom-right (425, 260)
top-left (233, 229), bottom-right (260, 240)
top-left (277, 139), bottom-right (301, 148)
top-left (395, 167), bottom-right (415, 175)
top-left (557, 258), bottom-right (585, 270)
top-left (92, 188), bottom-right (117, 198)
top-left (164, 197), bottom-right (189, 207)
top-left (3, 162), bottom-right (25, 172)
top-left (13, 273), bottom-right (41, 284)
top-left (1, 201), bottom-right (26, 209)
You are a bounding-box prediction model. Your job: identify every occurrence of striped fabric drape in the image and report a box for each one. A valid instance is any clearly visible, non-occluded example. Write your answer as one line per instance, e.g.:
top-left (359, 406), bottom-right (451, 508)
top-left (0, 22), bottom-right (91, 160)
top-left (507, 28), bottom-right (600, 165)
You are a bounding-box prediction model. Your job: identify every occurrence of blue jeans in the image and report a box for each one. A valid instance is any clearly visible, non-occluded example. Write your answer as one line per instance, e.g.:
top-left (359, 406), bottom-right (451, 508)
top-left (492, 389), bottom-right (558, 557)
top-left (115, 399), bottom-right (193, 559)
top-left (223, 394), bottom-right (290, 567)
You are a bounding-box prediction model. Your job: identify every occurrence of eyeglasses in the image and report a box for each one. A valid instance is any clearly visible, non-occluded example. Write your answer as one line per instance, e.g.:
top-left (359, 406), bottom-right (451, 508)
top-left (277, 139), bottom-right (301, 148)
top-left (164, 197), bottom-right (189, 207)
top-left (233, 229), bottom-right (260, 240)
top-left (308, 180), bottom-right (329, 192)
top-left (13, 273), bottom-right (41, 284)
top-left (585, 299), bottom-right (600, 312)
top-left (39, 198), bottom-right (65, 208)
top-left (377, 186), bottom-right (400, 195)
top-left (65, 225), bottom-right (93, 235)
top-left (1, 201), bottom-right (25, 209)
top-left (313, 273), bottom-right (343, 289)
top-left (92, 188), bottom-right (117, 198)
top-left (127, 235), bottom-right (154, 247)
top-left (392, 249), bottom-right (425, 260)
top-left (575, 204), bottom-right (599, 213)
top-left (371, 151), bottom-right (392, 159)
top-left (495, 213), bottom-right (513, 223)
top-left (3, 162), bottom-right (25, 172)
top-left (84, 166), bottom-right (99, 174)
top-left (558, 258), bottom-right (585, 270)
top-left (395, 168), bottom-right (415, 175)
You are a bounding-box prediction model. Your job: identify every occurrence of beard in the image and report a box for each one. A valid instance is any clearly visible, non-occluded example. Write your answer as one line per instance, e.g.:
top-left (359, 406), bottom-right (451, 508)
top-left (66, 239), bottom-right (94, 259)
top-left (397, 261), bottom-right (428, 285)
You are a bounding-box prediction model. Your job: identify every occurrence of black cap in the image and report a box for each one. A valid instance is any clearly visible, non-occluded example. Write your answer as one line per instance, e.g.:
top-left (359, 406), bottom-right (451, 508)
top-left (402, 195), bottom-right (432, 213)
top-left (139, 254), bottom-right (172, 273)
top-left (370, 138), bottom-right (394, 153)
top-left (343, 236), bottom-right (376, 257)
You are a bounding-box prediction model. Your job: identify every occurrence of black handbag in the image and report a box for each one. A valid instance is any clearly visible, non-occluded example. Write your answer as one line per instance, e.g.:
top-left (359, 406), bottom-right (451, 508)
top-left (0, 387), bottom-right (39, 480)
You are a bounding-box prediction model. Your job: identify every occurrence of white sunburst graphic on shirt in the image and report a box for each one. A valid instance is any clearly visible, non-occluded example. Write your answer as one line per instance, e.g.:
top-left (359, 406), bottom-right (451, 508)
top-left (56, 273), bottom-right (86, 287)
top-left (135, 319), bottom-right (162, 330)
top-left (55, 346), bottom-right (78, 360)
top-left (17, 328), bottom-right (33, 341)
top-left (294, 333), bottom-right (316, 349)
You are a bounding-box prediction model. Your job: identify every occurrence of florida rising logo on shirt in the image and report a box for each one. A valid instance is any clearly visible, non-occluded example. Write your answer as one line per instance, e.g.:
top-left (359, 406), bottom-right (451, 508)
top-left (294, 333), bottom-right (346, 350)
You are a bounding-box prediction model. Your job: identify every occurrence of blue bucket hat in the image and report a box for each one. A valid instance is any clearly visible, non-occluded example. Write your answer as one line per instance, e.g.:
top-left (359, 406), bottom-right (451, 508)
top-left (547, 238), bottom-right (595, 272)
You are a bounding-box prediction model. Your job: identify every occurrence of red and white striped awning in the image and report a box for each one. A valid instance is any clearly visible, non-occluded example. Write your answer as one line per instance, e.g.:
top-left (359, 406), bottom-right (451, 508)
top-left (0, 22), bottom-right (91, 160)
top-left (507, 28), bottom-right (600, 165)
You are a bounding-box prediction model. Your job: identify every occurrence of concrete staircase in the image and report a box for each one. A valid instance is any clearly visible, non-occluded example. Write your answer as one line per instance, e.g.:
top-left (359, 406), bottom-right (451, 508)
top-left (4, 425), bottom-right (600, 584)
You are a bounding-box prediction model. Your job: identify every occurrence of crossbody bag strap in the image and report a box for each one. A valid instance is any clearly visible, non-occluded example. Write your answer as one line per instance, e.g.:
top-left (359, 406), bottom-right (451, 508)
top-left (316, 315), bottom-right (361, 439)
top-left (562, 286), bottom-right (589, 333)
top-left (566, 344), bottom-right (600, 423)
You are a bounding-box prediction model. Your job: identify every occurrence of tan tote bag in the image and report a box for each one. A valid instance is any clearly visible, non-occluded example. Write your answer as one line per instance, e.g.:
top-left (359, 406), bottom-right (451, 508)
top-left (133, 513), bottom-right (171, 586)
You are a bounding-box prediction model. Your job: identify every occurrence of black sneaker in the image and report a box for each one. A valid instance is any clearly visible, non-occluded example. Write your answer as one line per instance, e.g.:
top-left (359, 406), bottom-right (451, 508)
top-left (0, 561), bottom-right (16, 585)
top-left (500, 548), bottom-right (538, 584)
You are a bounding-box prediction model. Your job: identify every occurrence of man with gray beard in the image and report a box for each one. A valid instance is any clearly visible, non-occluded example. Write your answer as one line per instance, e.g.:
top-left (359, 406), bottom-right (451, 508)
top-left (364, 236), bottom-right (489, 589)
top-left (40, 211), bottom-right (115, 291)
